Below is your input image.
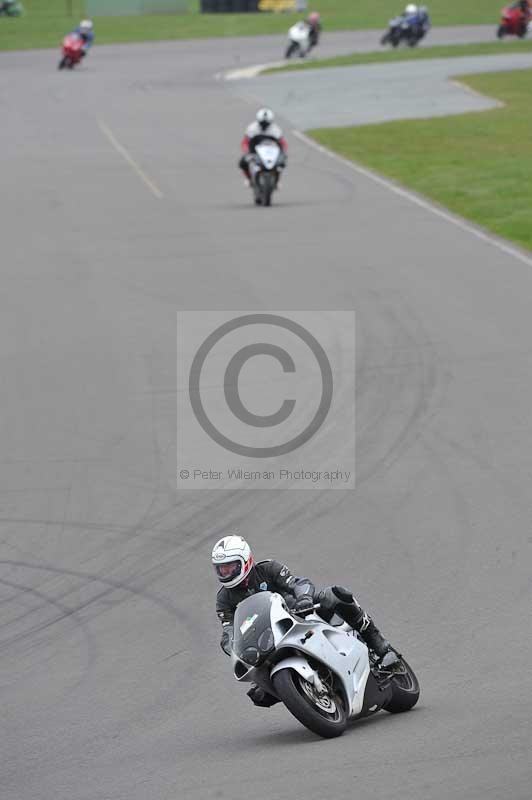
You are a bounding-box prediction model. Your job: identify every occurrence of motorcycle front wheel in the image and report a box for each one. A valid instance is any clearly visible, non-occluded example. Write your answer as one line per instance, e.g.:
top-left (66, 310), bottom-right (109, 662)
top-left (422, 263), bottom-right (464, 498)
top-left (285, 41), bottom-right (299, 58)
top-left (261, 172), bottom-right (275, 207)
top-left (391, 32), bottom-right (401, 47)
top-left (385, 658), bottom-right (420, 713)
top-left (272, 668), bottom-right (347, 738)
top-left (496, 24), bottom-right (507, 38)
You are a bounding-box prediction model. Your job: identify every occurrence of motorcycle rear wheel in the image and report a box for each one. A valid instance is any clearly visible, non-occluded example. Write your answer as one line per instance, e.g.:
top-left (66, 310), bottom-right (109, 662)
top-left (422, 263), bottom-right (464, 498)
top-left (272, 668), bottom-right (347, 738)
top-left (385, 658), bottom-right (420, 713)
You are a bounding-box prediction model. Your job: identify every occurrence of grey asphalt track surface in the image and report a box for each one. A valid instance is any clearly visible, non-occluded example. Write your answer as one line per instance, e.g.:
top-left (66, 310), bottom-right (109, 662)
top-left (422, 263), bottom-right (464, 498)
top-left (234, 52), bottom-right (532, 127)
top-left (1, 30), bottom-right (532, 800)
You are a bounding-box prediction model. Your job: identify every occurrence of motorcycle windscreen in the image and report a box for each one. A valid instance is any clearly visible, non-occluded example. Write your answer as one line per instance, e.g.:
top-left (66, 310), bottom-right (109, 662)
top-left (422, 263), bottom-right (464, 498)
top-left (232, 591), bottom-right (275, 666)
top-left (255, 141), bottom-right (280, 170)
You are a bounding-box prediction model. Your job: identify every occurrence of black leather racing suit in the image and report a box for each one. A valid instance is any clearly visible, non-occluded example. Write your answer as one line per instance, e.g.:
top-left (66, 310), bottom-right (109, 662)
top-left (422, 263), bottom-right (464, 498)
top-left (216, 559), bottom-right (314, 656)
top-left (216, 561), bottom-right (396, 707)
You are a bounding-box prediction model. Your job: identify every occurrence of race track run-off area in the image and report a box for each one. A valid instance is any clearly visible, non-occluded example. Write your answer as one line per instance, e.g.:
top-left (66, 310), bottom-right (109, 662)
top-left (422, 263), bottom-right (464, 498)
top-left (1, 31), bottom-right (531, 800)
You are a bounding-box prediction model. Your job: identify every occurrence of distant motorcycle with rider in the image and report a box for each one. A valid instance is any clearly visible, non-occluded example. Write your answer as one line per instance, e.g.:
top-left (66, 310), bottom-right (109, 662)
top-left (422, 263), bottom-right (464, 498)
top-left (285, 11), bottom-right (322, 58)
top-left (497, 0), bottom-right (531, 38)
top-left (238, 109), bottom-right (287, 207)
top-left (381, 3), bottom-right (431, 47)
top-left (0, 0), bottom-right (24, 16)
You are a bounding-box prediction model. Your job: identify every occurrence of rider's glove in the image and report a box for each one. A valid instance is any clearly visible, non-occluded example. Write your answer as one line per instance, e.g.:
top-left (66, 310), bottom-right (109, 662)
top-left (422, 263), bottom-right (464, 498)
top-left (220, 625), bottom-right (233, 656)
top-left (294, 594), bottom-right (314, 613)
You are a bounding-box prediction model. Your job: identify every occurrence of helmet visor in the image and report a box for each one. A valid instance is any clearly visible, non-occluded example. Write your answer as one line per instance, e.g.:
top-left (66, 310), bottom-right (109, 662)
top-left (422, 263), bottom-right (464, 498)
top-left (215, 560), bottom-right (242, 583)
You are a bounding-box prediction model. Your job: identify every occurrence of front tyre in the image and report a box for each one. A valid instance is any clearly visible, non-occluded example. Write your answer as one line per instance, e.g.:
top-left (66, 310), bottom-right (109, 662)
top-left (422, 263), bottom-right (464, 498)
top-left (497, 24), bottom-right (506, 39)
top-left (285, 41), bottom-right (298, 58)
top-left (260, 172), bottom-right (275, 207)
top-left (272, 668), bottom-right (347, 738)
top-left (385, 658), bottom-right (420, 713)
top-left (391, 31), bottom-right (402, 47)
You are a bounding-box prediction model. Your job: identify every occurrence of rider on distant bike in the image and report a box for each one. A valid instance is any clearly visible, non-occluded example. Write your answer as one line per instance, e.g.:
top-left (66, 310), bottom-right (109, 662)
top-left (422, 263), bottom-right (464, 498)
top-left (238, 108), bottom-right (287, 187)
top-left (515, 0), bottom-right (532, 27)
top-left (306, 11), bottom-right (322, 49)
top-left (71, 19), bottom-right (94, 57)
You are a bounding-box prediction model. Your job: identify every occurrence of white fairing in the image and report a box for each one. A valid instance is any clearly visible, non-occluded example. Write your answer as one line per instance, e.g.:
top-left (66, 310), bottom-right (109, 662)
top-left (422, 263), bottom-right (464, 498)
top-left (288, 21), bottom-right (310, 43)
top-left (255, 141), bottom-right (281, 170)
top-left (233, 593), bottom-right (371, 718)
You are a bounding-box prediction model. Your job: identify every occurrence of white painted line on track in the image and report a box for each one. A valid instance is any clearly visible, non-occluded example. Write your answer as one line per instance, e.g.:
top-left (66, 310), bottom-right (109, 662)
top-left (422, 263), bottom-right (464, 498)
top-left (223, 61), bottom-right (286, 80)
top-left (293, 129), bottom-right (532, 268)
top-left (450, 77), bottom-right (504, 107)
top-left (98, 119), bottom-right (164, 200)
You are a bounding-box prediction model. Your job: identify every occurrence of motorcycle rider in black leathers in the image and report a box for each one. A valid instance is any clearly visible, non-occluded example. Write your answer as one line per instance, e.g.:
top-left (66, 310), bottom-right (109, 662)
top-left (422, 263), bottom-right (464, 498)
top-left (213, 535), bottom-right (399, 707)
top-left (239, 108), bottom-right (287, 186)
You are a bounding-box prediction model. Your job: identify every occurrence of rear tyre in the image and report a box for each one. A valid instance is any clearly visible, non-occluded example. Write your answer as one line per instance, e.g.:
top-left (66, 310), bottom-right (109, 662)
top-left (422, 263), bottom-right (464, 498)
top-left (272, 668), bottom-right (347, 738)
top-left (385, 658), bottom-right (420, 714)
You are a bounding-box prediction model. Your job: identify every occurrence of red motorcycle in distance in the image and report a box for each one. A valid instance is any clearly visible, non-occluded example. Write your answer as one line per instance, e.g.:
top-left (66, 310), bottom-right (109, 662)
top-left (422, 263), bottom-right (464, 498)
top-left (497, 3), bottom-right (530, 38)
top-left (58, 33), bottom-right (84, 70)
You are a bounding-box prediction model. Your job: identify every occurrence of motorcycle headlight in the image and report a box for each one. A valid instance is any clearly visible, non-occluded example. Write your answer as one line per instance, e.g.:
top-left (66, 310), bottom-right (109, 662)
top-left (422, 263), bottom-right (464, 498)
top-left (242, 647), bottom-right (260, 666)
top-left (258, 627), bottom-right (274, 653)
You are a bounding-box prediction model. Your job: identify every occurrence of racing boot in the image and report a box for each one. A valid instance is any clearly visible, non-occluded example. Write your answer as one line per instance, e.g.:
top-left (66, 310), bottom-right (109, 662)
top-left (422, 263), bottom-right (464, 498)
top-left (357, 618), bottom-right (399, 665)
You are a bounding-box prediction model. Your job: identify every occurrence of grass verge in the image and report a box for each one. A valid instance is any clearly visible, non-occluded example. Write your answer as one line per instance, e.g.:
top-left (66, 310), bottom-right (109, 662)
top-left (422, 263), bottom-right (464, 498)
top-left (0, 0), bottom-right (502, 52)
top-left (309, 69), bottom-right (532, 252)
top-left (266, 40), bottom-right (532, 74)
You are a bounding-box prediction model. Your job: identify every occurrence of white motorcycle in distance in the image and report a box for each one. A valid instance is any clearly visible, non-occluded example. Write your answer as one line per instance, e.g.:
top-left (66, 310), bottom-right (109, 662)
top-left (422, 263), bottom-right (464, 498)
top-left (285, 20), bottom-right (312, 58)
top-left (231, 591), bottom-right (420, 738)
top-left (248, 139), bottom-right (284, 207)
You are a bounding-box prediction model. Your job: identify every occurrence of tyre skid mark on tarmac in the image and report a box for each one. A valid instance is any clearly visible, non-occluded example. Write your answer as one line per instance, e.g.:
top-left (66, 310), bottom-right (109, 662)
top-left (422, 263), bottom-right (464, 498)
top-left (356, 297), bottom-right (449, 486)
top-left (0, 560), bottom-right (189, 633)
top-left (0, 575), bottom-right (97, 692)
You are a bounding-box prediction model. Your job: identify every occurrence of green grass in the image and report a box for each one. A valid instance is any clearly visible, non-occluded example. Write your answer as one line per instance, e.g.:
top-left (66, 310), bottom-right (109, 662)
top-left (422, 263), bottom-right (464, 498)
top-left (266, 40), bottom-right (532, 74)
top-left (0, 0), bottom-right (503, 52)
top-left (309, 69), bottom-right (532, 252)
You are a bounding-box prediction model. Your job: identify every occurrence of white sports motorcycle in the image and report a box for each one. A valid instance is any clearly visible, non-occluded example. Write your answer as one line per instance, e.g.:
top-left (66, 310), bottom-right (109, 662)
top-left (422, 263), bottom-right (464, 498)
top-left (285, 20), bottom-right (311, 58)
top-left (232, 591), bottom-right (420, 738)
top-left (248, 138), bottom-right (284, 207)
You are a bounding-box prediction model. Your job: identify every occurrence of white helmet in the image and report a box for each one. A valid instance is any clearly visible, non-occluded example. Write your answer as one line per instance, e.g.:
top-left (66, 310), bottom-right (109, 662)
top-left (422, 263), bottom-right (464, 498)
top-left (79, 19), bottom-right (93, 33)
top-left (212, 535), bottom-right (254, 589)
top-left (405, 4), bottom-right (417, 13)
top-left (256, 108), bottom-right (274, 131)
